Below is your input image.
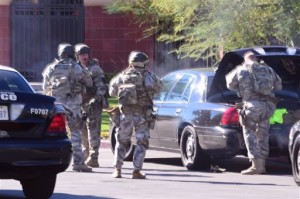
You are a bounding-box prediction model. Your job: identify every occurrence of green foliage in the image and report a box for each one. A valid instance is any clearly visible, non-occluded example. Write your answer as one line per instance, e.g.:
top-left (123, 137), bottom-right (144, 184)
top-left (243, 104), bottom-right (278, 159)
top-left (105, 0), bottom-right (300, 61)
top-left (104, 72), bottom-right (119, 83)
top-left (101, 97), bottom-right (118, 139)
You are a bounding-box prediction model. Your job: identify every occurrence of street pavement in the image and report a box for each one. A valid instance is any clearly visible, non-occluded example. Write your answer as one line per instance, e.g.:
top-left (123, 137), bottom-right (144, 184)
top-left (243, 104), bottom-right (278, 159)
top-left (1, 146), bottom-right (299, 199)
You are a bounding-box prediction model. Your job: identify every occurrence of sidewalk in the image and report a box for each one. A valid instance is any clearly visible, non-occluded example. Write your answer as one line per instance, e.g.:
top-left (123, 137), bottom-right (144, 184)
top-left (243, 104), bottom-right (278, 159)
top-left (101, 139), bottom-right (111, 149)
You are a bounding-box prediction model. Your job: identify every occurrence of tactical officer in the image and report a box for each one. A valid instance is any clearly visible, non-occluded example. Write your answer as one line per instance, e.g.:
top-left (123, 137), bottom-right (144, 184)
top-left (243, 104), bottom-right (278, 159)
top-left (75, 43), bottom-right (108, 168)
top-left (109, 51), bottom-right (162, 179)
top-left (42, 43), bottom-right (93, 172)
top-left (226, 51), bottom-right (282, 175)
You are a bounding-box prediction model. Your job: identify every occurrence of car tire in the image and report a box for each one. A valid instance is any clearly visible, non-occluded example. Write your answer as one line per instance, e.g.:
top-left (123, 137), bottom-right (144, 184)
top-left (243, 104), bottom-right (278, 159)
top-left (180, 125), bottom-right (211, 170)
top-left (109, 124), bottom-right (134, 161)
top-left (291, 136), bottom-right (300, 186)
top-left (21, 174), bottom-right (56, 199)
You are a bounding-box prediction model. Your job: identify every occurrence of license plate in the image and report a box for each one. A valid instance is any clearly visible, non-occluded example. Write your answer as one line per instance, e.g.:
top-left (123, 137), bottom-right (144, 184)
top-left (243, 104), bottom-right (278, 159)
top-left (0, 106), bottom-right (8, 120)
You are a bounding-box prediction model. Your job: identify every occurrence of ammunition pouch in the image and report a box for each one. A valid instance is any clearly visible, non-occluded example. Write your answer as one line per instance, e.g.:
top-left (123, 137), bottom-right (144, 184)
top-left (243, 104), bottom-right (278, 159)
top-left (107, 106), bottom-right (120, 126)
top-left (118, 83), bottom-right (138, 105)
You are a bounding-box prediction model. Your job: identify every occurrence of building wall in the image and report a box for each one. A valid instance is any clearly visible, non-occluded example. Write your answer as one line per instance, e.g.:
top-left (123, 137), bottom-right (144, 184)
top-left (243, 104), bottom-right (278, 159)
top-left (0, 5), bottom-right (10, 66)
top-left (84, 6), bottom-right (155, 73)
top-left (0, 4), bottom-right (155, 73)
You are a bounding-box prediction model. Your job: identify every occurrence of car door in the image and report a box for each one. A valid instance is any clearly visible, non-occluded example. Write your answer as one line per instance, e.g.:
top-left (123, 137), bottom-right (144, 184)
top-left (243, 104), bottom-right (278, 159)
top-left (150, 73), bottom-right (179, 147)
top-left (155, 72), bottom-right (195, 149)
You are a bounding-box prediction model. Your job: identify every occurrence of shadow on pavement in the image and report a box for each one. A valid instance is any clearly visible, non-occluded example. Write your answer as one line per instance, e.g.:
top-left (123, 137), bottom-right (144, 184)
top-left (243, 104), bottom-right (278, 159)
top-left (144, 155), bottom-right (292, 175)
top-left (0, 190), bottom-right (118, 199)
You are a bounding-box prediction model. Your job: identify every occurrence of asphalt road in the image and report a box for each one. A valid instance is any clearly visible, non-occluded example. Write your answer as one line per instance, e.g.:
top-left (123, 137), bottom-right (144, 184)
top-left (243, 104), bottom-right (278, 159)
top-left (0, 147), bottom-right (299, 199)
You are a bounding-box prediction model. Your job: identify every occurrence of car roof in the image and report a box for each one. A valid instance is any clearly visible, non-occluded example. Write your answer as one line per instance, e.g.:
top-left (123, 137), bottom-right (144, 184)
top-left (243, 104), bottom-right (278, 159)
top-left (0, 65), bottom-right (18, 72)
top-left (224, 46), bottom-right (300, 57)
top-left (166, 67), bottom-right (215, 77)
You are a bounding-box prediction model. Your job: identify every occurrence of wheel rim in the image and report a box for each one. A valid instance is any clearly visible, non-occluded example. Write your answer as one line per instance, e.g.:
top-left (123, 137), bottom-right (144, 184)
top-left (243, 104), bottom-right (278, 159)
top-left (185, 132), bottom-right (195, 161)
top-left (296, 149), bottom-right (300, 177)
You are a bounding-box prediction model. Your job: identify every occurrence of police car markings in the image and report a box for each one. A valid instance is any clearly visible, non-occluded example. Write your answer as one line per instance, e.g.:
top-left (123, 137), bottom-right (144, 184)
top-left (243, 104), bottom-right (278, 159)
top-left (0, 92), bottom-right (17, 101)
top-left (30, 108), bottom-right (49, 115)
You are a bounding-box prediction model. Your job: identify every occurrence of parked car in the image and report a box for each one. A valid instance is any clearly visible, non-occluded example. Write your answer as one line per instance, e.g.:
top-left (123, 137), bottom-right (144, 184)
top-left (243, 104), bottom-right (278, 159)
top-left (289, 119), bottom-right (300, 186)
top-left (0, 65), bottom-right (72, 199)
top-left (110, 46), bottom-right (300, 171)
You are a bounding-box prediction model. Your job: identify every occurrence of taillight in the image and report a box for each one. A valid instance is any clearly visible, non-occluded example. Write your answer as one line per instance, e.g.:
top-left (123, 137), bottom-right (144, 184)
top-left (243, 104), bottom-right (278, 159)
top-left (220, 107), bottom-right (240, 126)
top-left (47, 113), bottom-right (67, 134)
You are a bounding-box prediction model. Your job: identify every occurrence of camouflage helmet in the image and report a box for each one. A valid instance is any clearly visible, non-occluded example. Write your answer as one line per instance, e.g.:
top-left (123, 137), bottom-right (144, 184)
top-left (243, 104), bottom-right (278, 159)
top-left (128, 51), bottom-right (149, 67)
top-left (57, 43), bottom-right (75, 59)
top-left (74, 43), bottom-right (90, 56)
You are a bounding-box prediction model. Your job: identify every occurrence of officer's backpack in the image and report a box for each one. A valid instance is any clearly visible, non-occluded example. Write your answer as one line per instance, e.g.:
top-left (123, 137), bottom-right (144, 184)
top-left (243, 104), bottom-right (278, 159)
top-left (248, 62), bottom-right (274, 96)
top-left (48, 60), bottom-right (73, 97)
top-left (118, 68), bottom-right (144, 105)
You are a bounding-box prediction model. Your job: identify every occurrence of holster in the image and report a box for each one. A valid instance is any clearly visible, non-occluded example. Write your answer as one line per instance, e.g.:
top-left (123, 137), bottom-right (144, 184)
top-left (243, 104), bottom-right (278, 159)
top-left (145, 108), bottom-right (156, 129)
top-left (237, 109), bottom-right (256, 131)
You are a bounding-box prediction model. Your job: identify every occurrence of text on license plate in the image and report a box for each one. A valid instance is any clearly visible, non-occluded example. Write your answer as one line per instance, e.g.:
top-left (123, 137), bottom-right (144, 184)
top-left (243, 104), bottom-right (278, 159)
top-left (0, 106), bottom-right (8, 120)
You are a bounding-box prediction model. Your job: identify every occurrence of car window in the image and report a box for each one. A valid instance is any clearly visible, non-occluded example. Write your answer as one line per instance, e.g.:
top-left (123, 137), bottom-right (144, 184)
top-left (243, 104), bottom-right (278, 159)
top-left (167, 74), bottom-right (195, 102)
top-left (0, 70), bottom-right (33, 93)
top-left (154, 73), bottom-right (181, 101)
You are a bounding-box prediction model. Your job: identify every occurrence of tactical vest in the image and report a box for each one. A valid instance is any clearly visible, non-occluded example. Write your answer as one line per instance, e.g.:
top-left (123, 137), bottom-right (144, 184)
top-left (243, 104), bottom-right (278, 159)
top-left (118, 68), bottom-right (150, 106)
top-left (48, 60), bottom-right (73, 97)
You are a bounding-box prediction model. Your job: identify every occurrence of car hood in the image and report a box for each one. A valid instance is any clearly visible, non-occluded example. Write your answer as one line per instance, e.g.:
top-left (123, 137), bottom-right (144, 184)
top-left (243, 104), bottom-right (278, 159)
top-left (208, 46), bottom-right (300, 100)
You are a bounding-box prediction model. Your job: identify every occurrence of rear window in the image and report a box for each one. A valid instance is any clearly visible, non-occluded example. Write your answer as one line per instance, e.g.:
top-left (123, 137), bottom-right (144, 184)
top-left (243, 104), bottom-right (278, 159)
top-left (0, 70), bottom-right (33, 93)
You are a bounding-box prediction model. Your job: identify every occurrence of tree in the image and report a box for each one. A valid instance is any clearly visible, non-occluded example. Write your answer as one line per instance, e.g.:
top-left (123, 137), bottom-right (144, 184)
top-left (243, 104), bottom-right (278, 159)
top-left (105, 0), bottom-right (300, 61)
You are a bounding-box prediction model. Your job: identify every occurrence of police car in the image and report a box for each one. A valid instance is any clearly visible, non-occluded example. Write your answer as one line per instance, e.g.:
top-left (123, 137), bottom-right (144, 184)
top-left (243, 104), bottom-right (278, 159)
top-left (0, 65), bottom-right (72, 199)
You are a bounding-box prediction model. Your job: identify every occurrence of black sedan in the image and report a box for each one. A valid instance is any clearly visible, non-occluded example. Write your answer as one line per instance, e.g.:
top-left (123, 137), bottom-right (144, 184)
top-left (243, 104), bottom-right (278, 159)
top-left (0, 65), bottom-right (72, 199)
top-left (110, 46), bottom-right (300, 171)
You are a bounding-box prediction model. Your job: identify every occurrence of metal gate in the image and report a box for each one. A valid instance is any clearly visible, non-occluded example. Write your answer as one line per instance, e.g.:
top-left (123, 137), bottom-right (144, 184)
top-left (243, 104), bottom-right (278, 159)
top-left (11, 0), bottom-right (84, 81)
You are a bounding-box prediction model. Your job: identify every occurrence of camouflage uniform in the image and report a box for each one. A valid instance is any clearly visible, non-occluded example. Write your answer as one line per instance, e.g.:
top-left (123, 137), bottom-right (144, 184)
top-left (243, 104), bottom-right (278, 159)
top-left (42, 43), bottom-right (93, 172)
top-left (80, 59), bottom-right (108, 166)
top-left (226, 51), bottom-right (282, 174)
top-left (109, 51), bottom-right (162, 179)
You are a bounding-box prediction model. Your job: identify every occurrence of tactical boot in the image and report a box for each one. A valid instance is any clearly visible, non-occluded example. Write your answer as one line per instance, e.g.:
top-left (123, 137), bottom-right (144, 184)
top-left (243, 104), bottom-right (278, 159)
top-left (85, 157), bottom-right (99, 168)
top-left (132, 170), bottom-right (146, 179)
top-left (112, 168), bottom-right (122, 178)
top-left (256, 158), bottom-right (266, 173)
top-left (241, 158), bottom-right (266, 175)
top-left (72, 163), bottom-right (93, 172)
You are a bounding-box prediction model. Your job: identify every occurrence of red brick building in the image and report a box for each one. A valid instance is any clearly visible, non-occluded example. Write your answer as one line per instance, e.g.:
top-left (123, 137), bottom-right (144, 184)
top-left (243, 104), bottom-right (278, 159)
top-left (0, 0), bottom-right (155, 81)
top-left (83, 0), bottom-right (155, 73)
